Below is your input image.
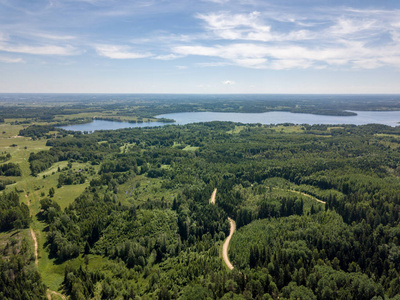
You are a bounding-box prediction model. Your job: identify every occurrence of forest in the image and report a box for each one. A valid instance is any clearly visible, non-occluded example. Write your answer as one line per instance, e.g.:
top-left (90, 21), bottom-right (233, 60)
top-left (1, 99), bottom-right (400, 299)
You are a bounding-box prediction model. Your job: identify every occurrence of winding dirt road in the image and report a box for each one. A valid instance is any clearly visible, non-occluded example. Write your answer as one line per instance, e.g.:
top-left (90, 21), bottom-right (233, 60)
top-left (210, 188), bottom-right (217, 204)
top-left (222, 217), bottom-right (236, 270)
top-left (213, 187), bottom-right (325, 271)
top-left (209, 189), bottom-right (236, 270)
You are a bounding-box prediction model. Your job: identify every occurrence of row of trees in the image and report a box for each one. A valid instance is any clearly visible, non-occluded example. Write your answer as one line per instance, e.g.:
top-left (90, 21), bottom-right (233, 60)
top-left (0, 192), bottom-right (30, 231)
top-left (0, 162), bottom-right (21, 176)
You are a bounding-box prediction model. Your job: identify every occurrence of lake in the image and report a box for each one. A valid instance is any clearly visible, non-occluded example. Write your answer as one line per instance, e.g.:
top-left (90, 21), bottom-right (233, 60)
top-left (59, 110), bottom-right (400, 132)
top-left (58, 120), bottom-right (169, 132)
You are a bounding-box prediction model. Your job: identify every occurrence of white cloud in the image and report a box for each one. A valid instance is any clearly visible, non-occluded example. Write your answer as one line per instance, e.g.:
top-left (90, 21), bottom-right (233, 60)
top-left (176, 65), bottom-right (187, 69)
top-left (328, 17), bottom-right (378, 36)
top-left (173, 39), bottom-right (400, 70)
top-left (197, 11), bottom-right (273, 41)
top-left (197, 61), bottom-right (230, 67)
top-left (31, 32), bottom-right (77, 41)
top-left (201, 0), bottom-right (230, 3)
top-left (390, 30), bottom-right (400, 42)
top-left (222, 80), bottom-right (235, 85)
top-left (95, 44), bottom-right (152, 59)
top-left (0, 43), bottom-right (78, 55)
top-left (167, 7), bottom-right (400, 70)
top-left (196, 11), bottom-right (314, 42)
top-left (154, 54), bottom-right (182, 60)
top-left (352, 59), bottom-right (384, 69)
top-left (0, 32), bottom-right (8, 42)
top-left (0, 56), bottom-right (24, 63)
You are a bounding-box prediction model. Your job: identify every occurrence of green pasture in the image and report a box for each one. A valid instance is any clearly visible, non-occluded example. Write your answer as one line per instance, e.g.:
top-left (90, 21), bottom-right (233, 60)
top-left (118, 175), bottom-right (179, 207)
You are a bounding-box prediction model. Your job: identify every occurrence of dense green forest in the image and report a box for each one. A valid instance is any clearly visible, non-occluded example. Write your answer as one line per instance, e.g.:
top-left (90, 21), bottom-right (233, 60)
top-left (2, 105), bottom-right (400, 299)
top-left (0, 192), bottom-right (30, 231)
top-left (0, 234), bottom-right (47, 300)
top-left (13, 122), bottom-right (400, 298)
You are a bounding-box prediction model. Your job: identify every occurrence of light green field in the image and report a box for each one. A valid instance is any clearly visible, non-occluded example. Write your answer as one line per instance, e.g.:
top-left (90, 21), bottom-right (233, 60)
top-left (227, 125), bottom-right (246, 134)
top-left (271, 125), bottom-right (305, 133)
top-left (182, 145), bottom-right (199, 151)
top-left (0, 123), bottom-right (101, 292)
top-left (118, 175), bottom-right (179, 207)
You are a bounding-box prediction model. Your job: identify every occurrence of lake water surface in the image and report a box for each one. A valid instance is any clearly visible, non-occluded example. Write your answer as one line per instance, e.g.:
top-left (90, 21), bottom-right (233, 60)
top-left (59, 110), bottom-right (400, 132)
top-left (59, 120), bottom-right (168, 132)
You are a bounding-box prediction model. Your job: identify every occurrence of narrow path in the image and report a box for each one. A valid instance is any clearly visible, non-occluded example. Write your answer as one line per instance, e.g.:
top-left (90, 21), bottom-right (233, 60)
top-left (289, 190), bottom-right (326, 204)
top-left (209, 188), bottom-right (217, 204)
top-left (25, 194), bottom-right (39, 266)
top-left (268, 186), bottom-right (326, 204)
top-left (47, 289), bottom-right (66, 300)
top-left (30, 228), bottom-right (39, 266)
top-left (26, 195), bottom-right (67, 300)
top-left (222, 217), bottom-right (236, 270)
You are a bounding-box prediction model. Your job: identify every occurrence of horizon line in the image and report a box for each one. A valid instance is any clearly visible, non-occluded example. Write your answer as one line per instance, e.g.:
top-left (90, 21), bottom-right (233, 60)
top-left (1, 92), bottom-right (400, 95)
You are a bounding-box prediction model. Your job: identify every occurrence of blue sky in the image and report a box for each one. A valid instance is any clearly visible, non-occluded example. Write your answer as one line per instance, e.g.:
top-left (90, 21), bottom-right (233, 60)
top-left (1, 0), bottom-right (400, 93)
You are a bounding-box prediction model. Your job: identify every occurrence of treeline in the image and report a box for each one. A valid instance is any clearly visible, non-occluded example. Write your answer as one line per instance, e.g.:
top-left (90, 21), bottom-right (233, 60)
top-left (19, 124), bottom-right (69, 139)
top-left (0, 179), bottom-right (15, 191)
top-left (42, 193), bottom-right (118, 262)
top-left (58, 171), bottom-right (86, 187)
top-left (0, 191), bottom-right (30, 231)
top-left (29, 136), bottom-right (113, 175)
top-left (0, 236), bottom-right (47, 299)
top-left (230, 212), bottom-right (398, 299)
top-left (235, 196), bottom-right (304, 229)
top-left (0, 152), bottom-right (11, 162)
top-left (0, 162), bottom-right (21, 176)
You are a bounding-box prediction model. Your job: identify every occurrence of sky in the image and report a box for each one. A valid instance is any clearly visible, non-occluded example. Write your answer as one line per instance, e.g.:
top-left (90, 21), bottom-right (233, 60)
top-left (1, 0), bottom-right (400, 94)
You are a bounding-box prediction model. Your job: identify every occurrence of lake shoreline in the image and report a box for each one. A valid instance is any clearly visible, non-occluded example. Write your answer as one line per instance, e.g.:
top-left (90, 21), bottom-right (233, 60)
top-left (58, 110), bottom-right (400, 132)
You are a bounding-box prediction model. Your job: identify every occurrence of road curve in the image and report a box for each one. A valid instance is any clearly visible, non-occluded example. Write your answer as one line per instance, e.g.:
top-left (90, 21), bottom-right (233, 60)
top-left (222, 217), bottom-right (236, 270)
top-left (210, 188), bottom-right (217, 204)
top-left (290, 190), bottom-right (326, 204)
top-left (209, 188), bottom-right (236, 270)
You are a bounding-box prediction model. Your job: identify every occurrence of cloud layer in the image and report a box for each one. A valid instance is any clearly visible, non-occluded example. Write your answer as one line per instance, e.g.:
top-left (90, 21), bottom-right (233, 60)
top-left (1, 0), bottom-right (400, 93)
top-left (1, 1), bottom-right (400, 71)
top-left (171, 9), bottom-right (400, 70)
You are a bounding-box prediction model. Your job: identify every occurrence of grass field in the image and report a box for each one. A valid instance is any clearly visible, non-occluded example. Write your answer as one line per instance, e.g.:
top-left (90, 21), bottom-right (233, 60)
top-left (0, 122), bottom-right (98, 291)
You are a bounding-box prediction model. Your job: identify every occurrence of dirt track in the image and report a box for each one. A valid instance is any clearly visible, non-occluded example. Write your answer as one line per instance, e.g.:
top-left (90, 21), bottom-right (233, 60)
top-left (25, 194), bottom-right (39, 266)
top-left (30, 228), bottom-right (39, 266)
top-left (290, 190), bottom-right (326, 203)
top-left (210, 188), bottom-right (217, 204)
top-left (209, 189), bottom-right (236, 270)
top-left (215, 188), bottom-right (325, 271)
top-left (222, 217), bottom-right (236, 270)
top-left (47, 290), bottom-right (66, 300)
